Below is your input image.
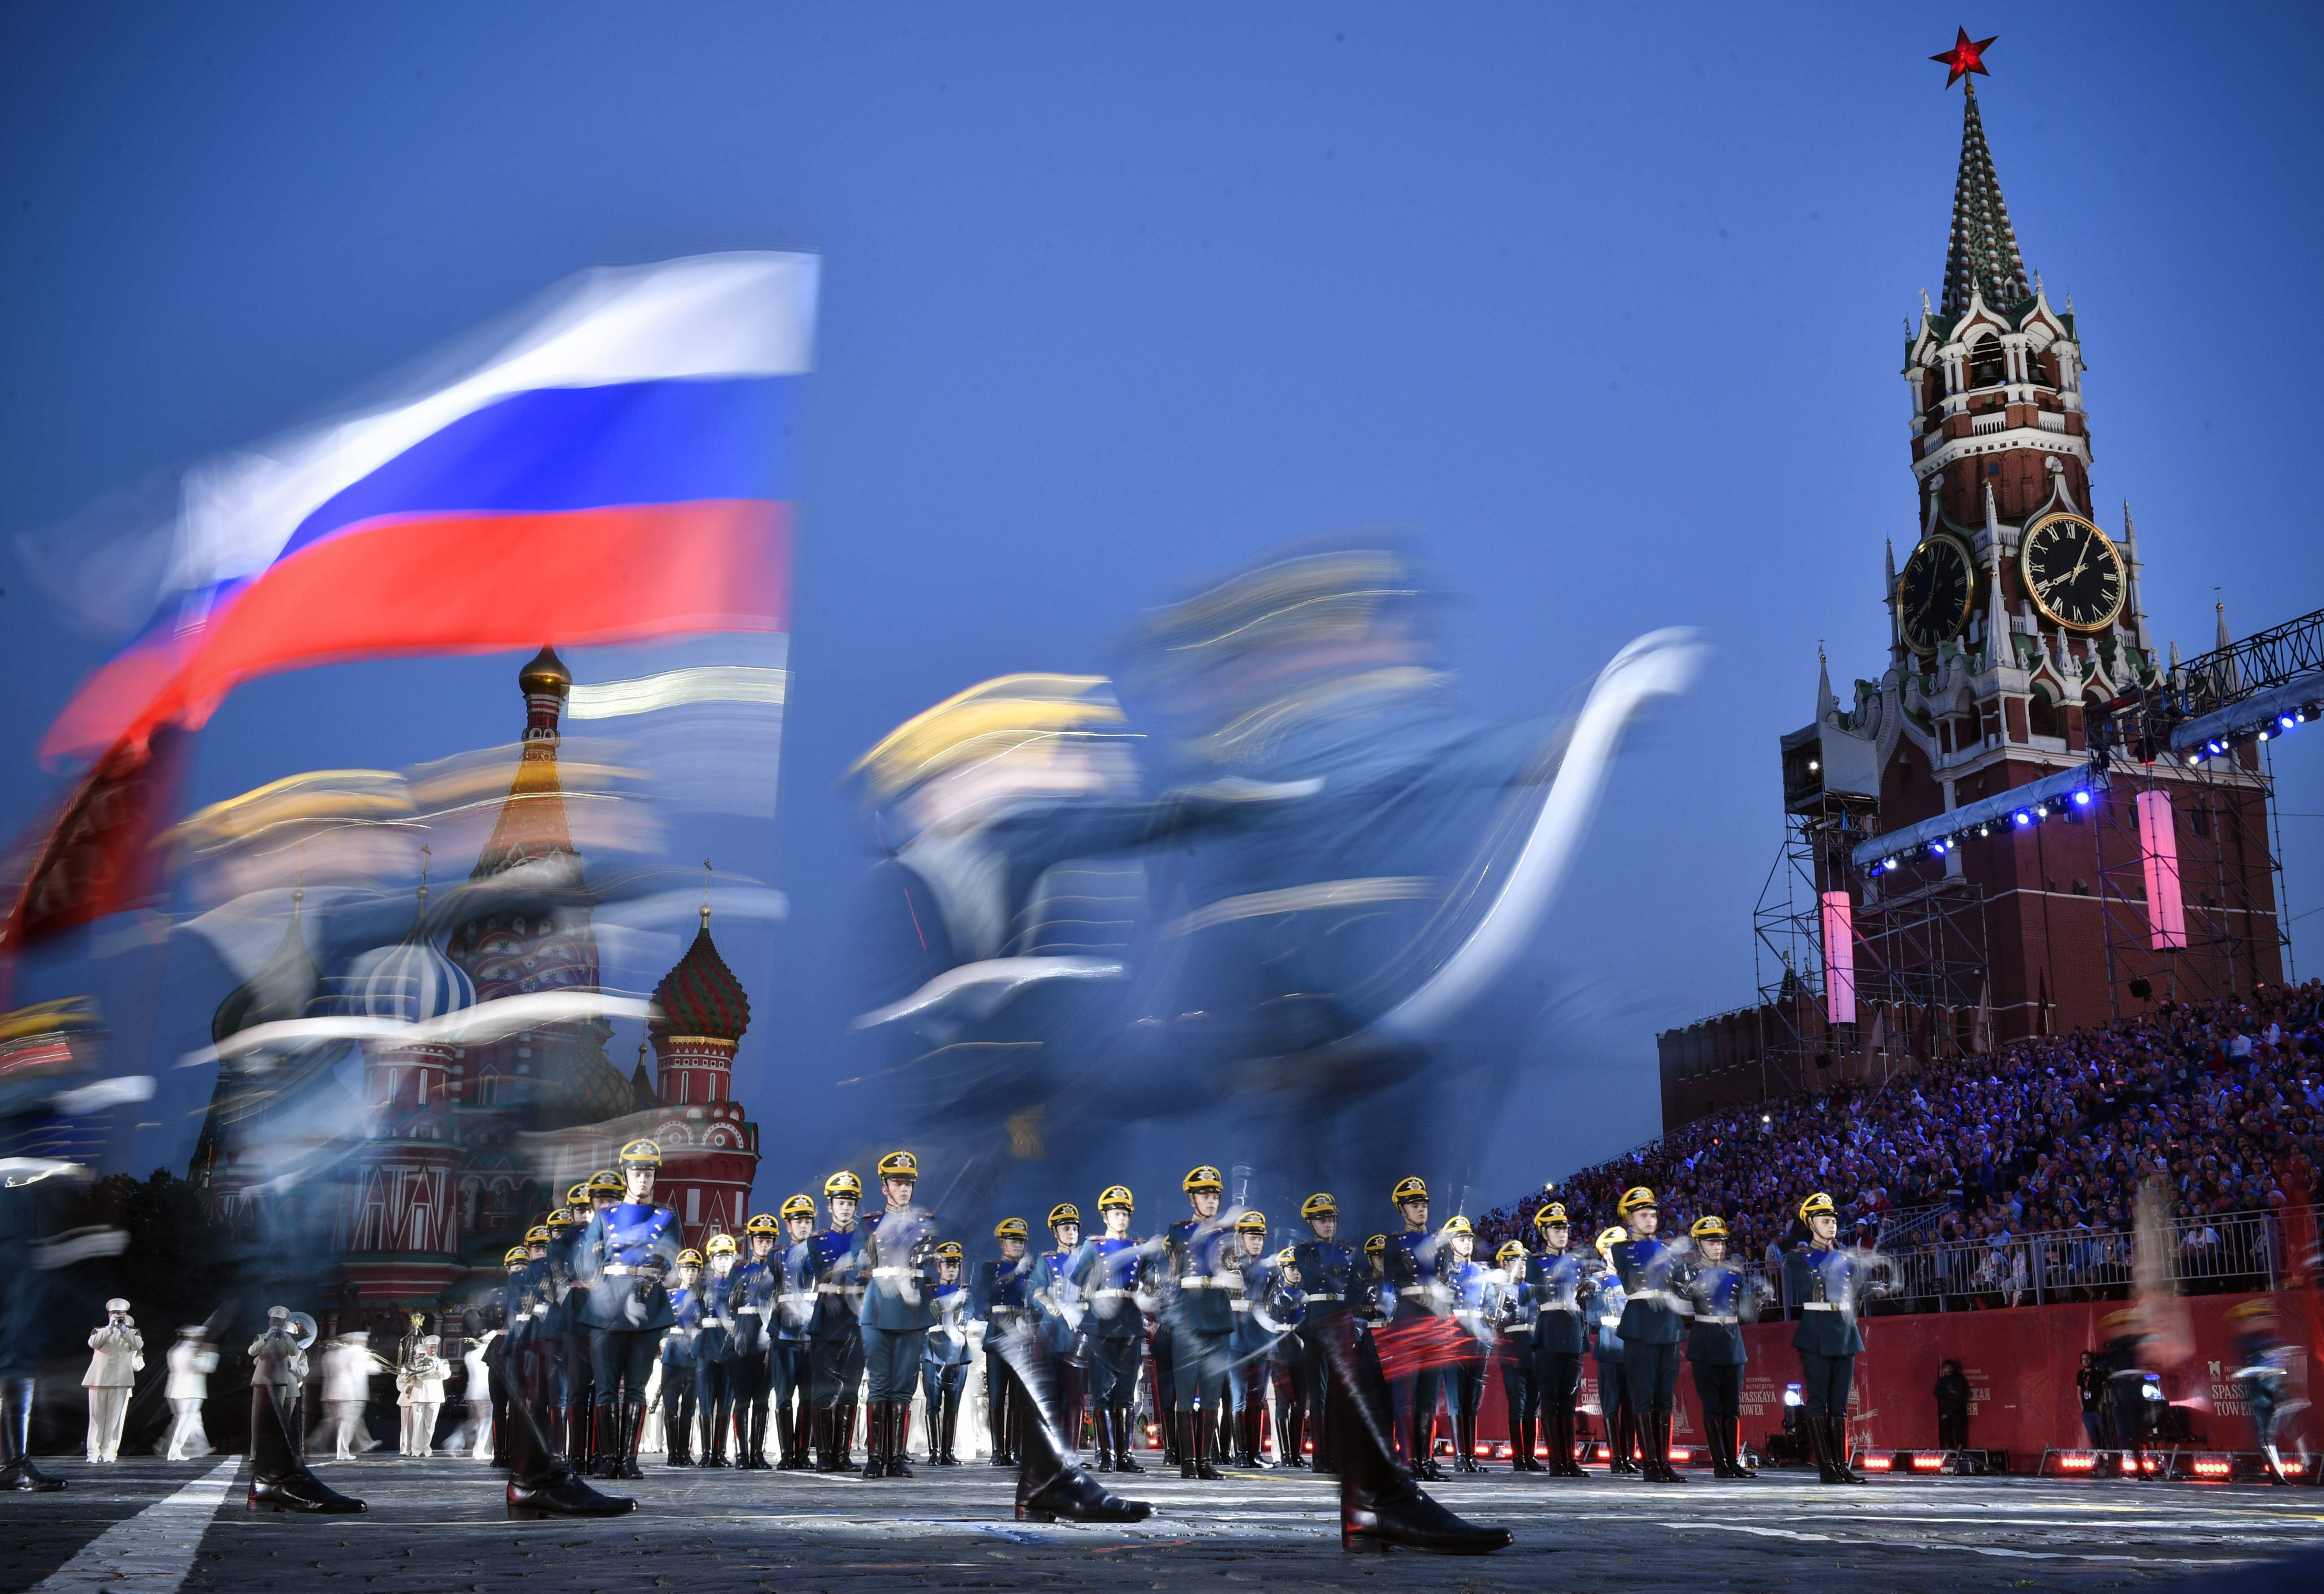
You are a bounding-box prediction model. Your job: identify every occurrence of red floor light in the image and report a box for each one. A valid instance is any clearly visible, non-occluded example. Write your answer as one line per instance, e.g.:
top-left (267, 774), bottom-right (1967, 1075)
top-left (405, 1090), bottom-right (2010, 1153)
top-left (2057, 1452), bottom-right (2098, 1471)
top-left (1911, 1454), bottom-right (1945, 1471)
top-left (2192, 1458), bottom-right (2233, 1479)
top-left (1594, 1444), bottom-right (1611, 1461)
top-left (1862, 1454), bottom-right (1894, 1471)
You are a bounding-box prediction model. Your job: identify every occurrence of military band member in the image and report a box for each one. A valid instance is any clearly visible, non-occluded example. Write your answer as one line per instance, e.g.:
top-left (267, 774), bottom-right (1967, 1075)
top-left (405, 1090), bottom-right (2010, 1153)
top-left (1162, 1165), bottom-right (1238, 1480)
top-left (1225, 1210), bottom-right (1275, 1467)
top-left (1492, 1241), bottom-right (1543, 1472)
top-left (547, 1190), bottom-right (590, 1467)
top-left (1609, 1188), bottom-right (1688, 1485)
top-left (861, 1151), bottom-right (938, 1478)
top-left (808, 1170), bottom-right (869, 1472)
top-left (924, 1242), bottom-right (973, 1464)
top-left (659, 1249), bottom-right (703, 1466)
top-left (1361, 1235), bottom-right (1389, 1330)
top-left (1078, 1186), bottom-right (1146, 1473)
top-left (1784, 1191), bottom-right (1867, 1485)
top-left (1529, 1205), bottom-right (1592, 1479)
top-left (576, 1140), bottom-right (682, 1483)
top-left (164, 1323), bottom-right (219, 1463)
top-left (1439, 1218), bottom-right (1492, 1473)
top-left (977, 1217), bottom-right (1033, 1467)
top-left (727, 1214), bottom-right (781, 1469)
top-left (1380, 1177), bottom-right (1448, 1480)
top-left (1679, 1216), bottom-right (1754, 1479)
top-left (695, 1232), bottom-right (740, 1467)
top-left (1030, 1201), bottom-right (1089, 1465)
top-left (772, 1195), bottom-right (819, 1469)
top-left (1590, 1226), bottom-right (1635, 1473)
top-left (248, 1305), bottom-right (364, 1515)
top-left (81, 1299), bottom-right (140, 1464)
top-left (1290, 1192), bottom-right (1354, 1473)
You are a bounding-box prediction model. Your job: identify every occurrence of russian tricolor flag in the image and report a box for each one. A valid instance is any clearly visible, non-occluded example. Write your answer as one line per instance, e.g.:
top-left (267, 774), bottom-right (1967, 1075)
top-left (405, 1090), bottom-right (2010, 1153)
top-left (40, 251), bottom-right (817, 762)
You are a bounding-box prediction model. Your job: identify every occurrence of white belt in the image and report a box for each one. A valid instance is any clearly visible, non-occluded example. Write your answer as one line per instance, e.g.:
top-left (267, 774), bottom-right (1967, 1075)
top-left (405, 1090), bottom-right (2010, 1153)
top-left (1180, 1277), bottom-right (1222, 1289)
top-left (1542, 1305), bottom-right (1581, 1315)
top-left (1505, 1322), bottom-right (1532, 1332)
top-left (1307, 1292), bottom-right (1343, 1302)
top-left (816, 1283), bottom-right (847, 1295)
top-left (1697, 1314), bottom-right (1738, 1325)
top-left (1453, 1309), bottom-right (1489, 1320)
top-left (1398, 1286), bottom-right (1427, 1298)
top-left (1095, 1288), bottom-right (1136, 1300)
top-left (872, 1267), bottom-right (912, 1279)
top-left (735, 1305), bottom-right (766, 1315)
top-left (781, 1293), bottom-right (816, 1307)
top-left (603, 1264), bottom-right (643, 1276)
top-left (1802, 1302), bottom-right (1839, 1311)
top-left (1231, 1301), bottom-right (1252, 1312)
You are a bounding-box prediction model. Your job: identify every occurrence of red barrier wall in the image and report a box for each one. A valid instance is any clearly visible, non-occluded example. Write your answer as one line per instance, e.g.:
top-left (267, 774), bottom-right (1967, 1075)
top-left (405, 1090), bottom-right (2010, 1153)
top-left (1472, 1291), bottom-right (2315, 1468)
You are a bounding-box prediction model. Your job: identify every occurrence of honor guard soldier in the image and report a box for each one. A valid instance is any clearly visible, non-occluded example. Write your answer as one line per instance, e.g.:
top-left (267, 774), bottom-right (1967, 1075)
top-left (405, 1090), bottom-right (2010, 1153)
top-left (727, 1214), bottom-right (782, 1469)
top-left (1679, 1217), bottom-right (1755, 1479)
top-left (1438, 1217), bottom-right (1492, 1473)
top-left (1492, 1241), bottom-right (1542, 1472)
top-left (1258, 1247), bottom-right (1309, 1470)
top-left (659, 1249), bottom-right (704, 1466)
top-left (2228, 1299), bottom-right (2296, 1484)
top-left (1609, 1188), bottom-right (1688, 1484)
top-left (860, 1151), bottom-right (938, 1479)
top-left (1289, 1192), bottom-right (1353, 1473)
top-left (484, 1246), bottom-right (527, 1468)
top-left (807, 1170), bottom-right (869, 1471)
top-left (2097, 1308), bottom-right (2151, 1482)
top-left (1163, 1165), bottom-right (1237, 1480)
top-left (1380, 1177), bottom-right (1449, 1480)
top-left (1030, 1202), bottom-right (1090, 1464)
top-left (924, 1242), bottom-right (973, 1464)
top-left (1784, 1192), bottom-right (1868, 1485)
top-left (1225, 1209), bottom-right (1275, 1467)
top-left (977, 1217), bottom-right (1033, 1467)
top-left (576, 1140), bottom-right (682, 1483)
top-left (695, 1233), bottom-right (741, 1466)
top-left (1360, 1235), bottom-right (1389, 1328)
top-left (1590, 1226), bottom-right (1636, 1473)
top-left (1078, 1186), bottom-right (1146, 1474)
top-left (551, 1185), bottom-right (596, 1469)
top-left (772, 1195), bottom-right (819, 1468)
top-left (1529, 1204), bottom-right (1592, 1478)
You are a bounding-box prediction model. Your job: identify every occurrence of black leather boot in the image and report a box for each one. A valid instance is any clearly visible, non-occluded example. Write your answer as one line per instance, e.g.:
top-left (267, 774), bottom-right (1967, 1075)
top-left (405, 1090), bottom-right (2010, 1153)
top-left (1828, 1417), bottom-right (1864, 1484)
top-left (1731, 1418), bottom-right (1758, 1477)
top-left (889, 1402), bottom-right (916, 1478)
top-left (1321, 1329), bottom-right (1512, 1556)
top-left (504, 1383), bottom-right (632, 1521)
top-left (1805, 1412), bottom-right (1841, 1483)
top-left (1648, 1413), bottom-right (1686, 1484)
top-left (938, 1385), bottom-right (962, 1464)
top-left (1092, 1407), bottom-right (1115, 1471)
top-left (0, 1379), bottom-right (63, 1493)
top-left (248, 1384), bottom-right (366, 1515)
top-left (1112, 1403), bottom-right (1142, 1472)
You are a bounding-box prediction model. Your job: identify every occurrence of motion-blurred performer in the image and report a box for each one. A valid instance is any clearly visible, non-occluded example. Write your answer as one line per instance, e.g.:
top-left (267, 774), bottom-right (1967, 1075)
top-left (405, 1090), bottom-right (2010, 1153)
top-left (807, 1171), bottom-right (868, 1472)
top-left (728, 1214), bottom-right (781, 1469)
top-left (772, 1195), bottom-right (819, 1468)
top-left (1785, 1192), bottom-right (1867, 1486)
top-left (1291, 1193), bottom-right (1354, 1473)
top-left (1680, 1216), bottom-right (1754, 1480)
top-left (1590, 1226), bottom-right (1634, 1474)
top-left (2097, 1308), bottom-right (2150, 1483)
top-left (1493, 1241), bottom-right (1542, 1472)
top-left (1438, 1218), bottom-right (1491, 1473)
top-left (164, 1324), bottom-right (219, 1462)
top-left (487, 1245), bottom-right (529, 1468)
top-left (1030, 1201), bottom-right (1088, 1467)
top-left (1079, 1186), bottom-right (1147, 1473)
top-left (924, 1241), bottom-right (972, 1464)
top-left (2228, 1298), bottom-right (2296, 1485)
top-left (1380, 1177), bottom-right (1449, 1481)
top-left (548, 1188), bottom-right (589, 1469)
top-left (978, 1217), bottom-right (1032, 1467)
top-left (1225, 1209), bottom-right (1277, 1467)
top-left (248, 1306), bottom-right (363, 1514)
top-left (1529, 1204), bottom-right (1591, 1478)
top-left (695, 1232), bottom-right (740, 1467)
top-left (1609, 1188), bottom-right (1687, 1485)
top-left (577, 1140), bottom-right (681, 1483)
top-left (658, 1248), bottom-right (703, 1466)
top-left (861, 1151), bottom-right (938, 1478)
top-left (1164, 1165), bottom-right (1237, 1480)
top-left (1360, 1235), bottom-right (1389, 1329)
top-left (1260, 1246), bottom-right (1310, 1470)
top-left (500, 1216), bottom-right (629, 1516)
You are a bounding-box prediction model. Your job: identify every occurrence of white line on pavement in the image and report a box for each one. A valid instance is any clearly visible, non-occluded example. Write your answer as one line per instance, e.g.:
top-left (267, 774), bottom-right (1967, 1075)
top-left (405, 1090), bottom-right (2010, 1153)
top-left (33, 1459), bottom-right (242, 1594)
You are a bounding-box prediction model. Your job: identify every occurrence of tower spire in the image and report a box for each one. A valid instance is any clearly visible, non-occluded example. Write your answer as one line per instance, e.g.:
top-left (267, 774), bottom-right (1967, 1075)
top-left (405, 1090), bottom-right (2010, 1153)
top-left (1939, 56), bottom-right (2031, 316)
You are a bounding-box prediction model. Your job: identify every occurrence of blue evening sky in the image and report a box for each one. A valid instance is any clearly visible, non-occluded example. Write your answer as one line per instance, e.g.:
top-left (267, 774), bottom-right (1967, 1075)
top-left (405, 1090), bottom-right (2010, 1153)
top-left (2, 5), bottom-right (2317, 1222)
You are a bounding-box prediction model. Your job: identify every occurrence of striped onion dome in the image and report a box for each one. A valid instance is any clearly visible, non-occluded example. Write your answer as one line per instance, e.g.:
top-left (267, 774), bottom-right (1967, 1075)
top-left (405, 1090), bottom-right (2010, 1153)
top-left (651, 908), bottom-right (750, 1042)
top-left (344, 889), bottom-right (476, 1025)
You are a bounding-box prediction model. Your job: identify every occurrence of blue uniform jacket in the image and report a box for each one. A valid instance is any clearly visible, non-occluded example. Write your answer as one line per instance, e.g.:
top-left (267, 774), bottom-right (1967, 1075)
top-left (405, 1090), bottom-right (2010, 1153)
top-left (924, 1281), bottom-right (973, 1367)
top-left (1163, 1216), bottom-right (1238, 1336)
top-left (575, 1200), bottom-right (682, 1332)
top-left (1531, 1251), bottom-right (1592, 1356)
top-left (1235, 1257), bottom-right (1304, 1358)
top-left (725, 1255), bottom-right (777, 1358)
top-left (1785, 1245), bottom-right (1867, 1355)
top-left (1609, 1235), bottom-right (1686, 1347)
top-left (1681, 1261), bottom-right (1750, 1367)
top-left (695, 1264), bottom-right (739, 1364)
top-left (775, 1239), bottom-right (817, 1343)
top-left (1590, 1267), bottom-right (1627, 1362)
top-left (1496, 1272), bottom-right (1536, 1349)
top-left (975, 1255), bottom-right (1032, 1331)
top-left (1029, 1247), bottom-right (1087, 1355)
top-left (1444, 1258), bottom-right (1496, 1344)
top-left (860, 1207), bottom-right (938, 1332)
top-left (1291, 1239), bottom-right (1355, 1319)
top-left (662, 1284), bottom-right (701, 1367)
top-left (1382, 1230), bottom-right (1445, 1323)
top-left (808, 1226), bottom-right (868, 1340)
top-left (1074, 1236), bottom-right (1146, 1341)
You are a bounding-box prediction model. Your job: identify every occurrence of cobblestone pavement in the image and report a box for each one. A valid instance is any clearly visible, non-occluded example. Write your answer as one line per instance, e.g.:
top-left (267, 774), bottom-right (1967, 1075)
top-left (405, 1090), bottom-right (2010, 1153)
top-left (10, 1456), bottom-right (2324, 1594)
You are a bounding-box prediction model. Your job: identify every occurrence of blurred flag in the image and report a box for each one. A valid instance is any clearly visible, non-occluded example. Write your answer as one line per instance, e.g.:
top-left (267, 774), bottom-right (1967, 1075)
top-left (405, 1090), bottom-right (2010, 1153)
top-left (0, 728), bottom-right (192, 969)
top-left (38, 252), bottom-right (817, 762)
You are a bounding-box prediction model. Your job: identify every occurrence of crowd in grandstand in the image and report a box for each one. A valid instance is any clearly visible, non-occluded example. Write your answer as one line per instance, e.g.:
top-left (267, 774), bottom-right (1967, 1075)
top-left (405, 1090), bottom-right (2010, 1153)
top-left (1481, 981), bottom-right (2324, 1307)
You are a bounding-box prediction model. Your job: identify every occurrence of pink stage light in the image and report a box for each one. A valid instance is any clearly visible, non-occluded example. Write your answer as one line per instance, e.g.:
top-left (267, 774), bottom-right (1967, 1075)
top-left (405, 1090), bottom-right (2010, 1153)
top-left (2137, 789), bottom-right (2187, 950)
top-left (1821, 890), bottom-right (1857, 1025)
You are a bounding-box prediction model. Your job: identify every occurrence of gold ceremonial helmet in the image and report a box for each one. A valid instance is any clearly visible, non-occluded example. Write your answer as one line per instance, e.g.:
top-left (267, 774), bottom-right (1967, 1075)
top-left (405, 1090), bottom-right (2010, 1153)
top-left (1047, 1203), bottom-right (1082, 1230)
top-left (1183, 1165), bottom-right (1223, 1194)
top-left (851, 674), bottom-right (1129, 806)
top-left (780, 1195), bottom-right (816, 1221)
top-left (1496, 1240), bottom-right (1527, 1263)
top-left (544, 1210), bottom-right (575, 1232)
top-left (1390, 1176), bottom-right (1428, 1206)
top-left (1691, 1216), bottom-right (1729, 1241)
top-left (1798, 1191), bottom-right (1837, 1221)
top-left (1273, 1248), bottom-right (1297, 1269)
top-left (994, 1217), bottom-right (1030, 1240)
top-left (1098, 1185), bottom-right (1134, 1212)
top-left (1617, 1186), bottom-right (1657, 1216)
top-left (503, 1246), bottom-right (529, 1266)
top-left (587, 1169), bottom-right (623, 1196)
top-left (1364, 1235), bottom-right (1386, 1257)
top-left (618, 1139), bottom-right (662, 1169)
top-left (1535, 1202), bottom-right (1569, 1229)
top-left (745, 1213), bottom-right (781, 1236)
top-left (934, 1241), bottom-right (964, 1262)
top-left (564, 1181), bottom-right (592, 1207)
top-left (1301, 1193), bottom-right (1338, 1221)
top-left (877, 1150), bottom-right (919, 1181)
top-left (676, 1248), bottom-right (704, 1267)
top-left (1236, 1210), bottom-right (1268, 1234)
top-left (706, 1233), bottom-right (739, 1256)
top-left (1440, 1215), bottom-right (1474, 1238)
top-left (824, 1170), bottom-right (864, 1199)
top-left (1594, 1226), bottom-right (1624, 1260)
top-left (523, 1225), bottom-right (552, 1246)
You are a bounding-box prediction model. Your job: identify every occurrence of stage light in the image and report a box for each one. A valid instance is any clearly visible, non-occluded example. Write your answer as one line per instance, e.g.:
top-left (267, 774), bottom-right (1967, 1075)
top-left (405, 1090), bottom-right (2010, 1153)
top-left (2207, 740), bottom-right (2226, 756)
top-left (1978, 824), bottom-right (1991, 837)
top-left (2013, 810), bottom-right (2034, 827)
top-left (1911, 1453), bottom-right (1945, 1471)
top-left (2191, 1456), bottom-right (2232, 1479)
top-left (2280, 714), bottom-right (2296, 731)
top-left (2071, 790), bottom-right (2092, 807)
top-left (2035, 802), bottom-right (2051, 818)
top-left (2057, 1452), bottom-right (2097, 1471)
top-left (2186, 754), bottom-right (2202, 766)
top-left (1929, 839), bottom-right (1948, 856)
top-left (1863, 1453), bottom-right (1894, 1471)
top-left (2258, 729), bottom-right (2270, 742)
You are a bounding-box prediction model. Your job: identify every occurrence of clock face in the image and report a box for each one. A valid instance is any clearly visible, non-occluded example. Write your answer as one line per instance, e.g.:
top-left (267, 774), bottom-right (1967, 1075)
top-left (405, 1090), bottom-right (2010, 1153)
top-left (1897, 535), bottom-right (1976, 655)
top-left (2019, 512), bottom-right (2127, 632)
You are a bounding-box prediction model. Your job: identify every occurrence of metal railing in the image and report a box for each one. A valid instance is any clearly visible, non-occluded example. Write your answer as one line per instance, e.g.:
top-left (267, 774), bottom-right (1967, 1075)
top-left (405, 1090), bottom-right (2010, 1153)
top-left (1846, 1205), bottom-right (2298, 1314)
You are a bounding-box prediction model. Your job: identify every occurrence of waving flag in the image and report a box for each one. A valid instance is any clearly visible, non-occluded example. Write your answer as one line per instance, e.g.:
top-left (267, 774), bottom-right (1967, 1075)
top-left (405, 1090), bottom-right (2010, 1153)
top-left (38, 252), bottom-right (817, 762)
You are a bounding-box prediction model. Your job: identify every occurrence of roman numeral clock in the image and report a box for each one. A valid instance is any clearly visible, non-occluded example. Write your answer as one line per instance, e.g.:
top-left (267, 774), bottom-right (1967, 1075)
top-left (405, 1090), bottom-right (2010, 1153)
top-left (2018, 512), bottom-right (2127, 632)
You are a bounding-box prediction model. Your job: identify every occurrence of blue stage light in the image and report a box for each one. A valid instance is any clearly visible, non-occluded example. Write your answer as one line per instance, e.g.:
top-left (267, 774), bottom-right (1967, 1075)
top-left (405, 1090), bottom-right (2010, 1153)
top-left (2281, 715), bottom-right (2298, 732)
top-left (2013, 810), bottom-right (2033, 827)
top-left (2071, 790), bottom-right (2092, 807)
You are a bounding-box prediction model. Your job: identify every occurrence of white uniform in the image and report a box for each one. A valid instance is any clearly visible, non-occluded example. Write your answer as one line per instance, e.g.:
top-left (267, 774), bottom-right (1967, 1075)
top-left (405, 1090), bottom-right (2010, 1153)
top-left (82, 1310), bottom-right (144, 1463)
top-left (396, 1342), bottom-right (447, 1457)
top-left (322, 1337), bottom-right (383, 1459)
top-left (163, 1336), bottom-right (218, 1459)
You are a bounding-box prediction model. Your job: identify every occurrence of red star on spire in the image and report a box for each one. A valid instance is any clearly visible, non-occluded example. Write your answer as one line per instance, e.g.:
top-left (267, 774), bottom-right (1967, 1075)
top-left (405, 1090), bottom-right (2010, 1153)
top-left (1931, 27), bottom-right (1997, 89)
